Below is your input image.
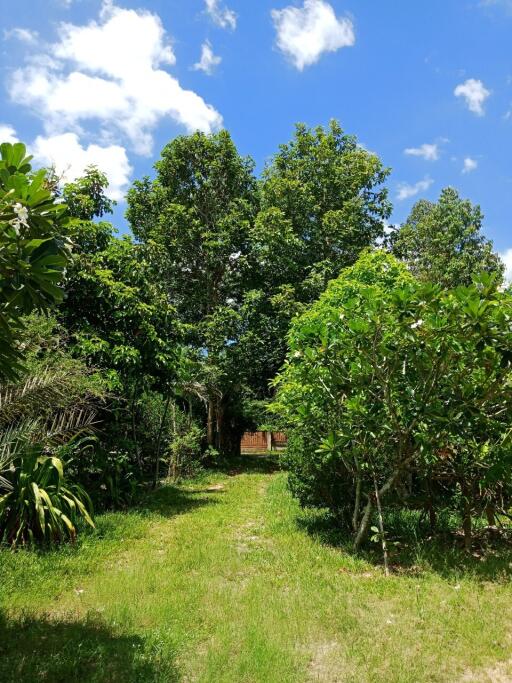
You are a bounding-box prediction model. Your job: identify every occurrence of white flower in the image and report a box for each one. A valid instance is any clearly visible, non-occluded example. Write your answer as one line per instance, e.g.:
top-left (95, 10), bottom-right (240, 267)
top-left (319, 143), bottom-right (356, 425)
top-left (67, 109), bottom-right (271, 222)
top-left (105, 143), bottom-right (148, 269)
top-left (13, 202), bottom-right (29, 226)
top-left (411, 319), bottom-right (424, 329)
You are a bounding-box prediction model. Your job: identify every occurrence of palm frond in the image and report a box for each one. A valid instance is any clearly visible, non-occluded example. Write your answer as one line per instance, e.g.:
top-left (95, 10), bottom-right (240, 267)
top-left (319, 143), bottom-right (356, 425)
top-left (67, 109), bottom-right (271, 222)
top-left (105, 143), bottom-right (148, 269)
top-left (0, 369), bottom-right (80, 425)
top-left (45, 407), bottom-right (98, 444)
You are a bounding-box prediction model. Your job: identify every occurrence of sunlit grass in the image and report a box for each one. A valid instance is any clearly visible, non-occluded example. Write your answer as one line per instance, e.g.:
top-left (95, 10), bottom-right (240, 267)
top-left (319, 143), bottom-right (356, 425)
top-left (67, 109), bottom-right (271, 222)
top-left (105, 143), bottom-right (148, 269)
top-left (1, 454), bottom-right (512, 682)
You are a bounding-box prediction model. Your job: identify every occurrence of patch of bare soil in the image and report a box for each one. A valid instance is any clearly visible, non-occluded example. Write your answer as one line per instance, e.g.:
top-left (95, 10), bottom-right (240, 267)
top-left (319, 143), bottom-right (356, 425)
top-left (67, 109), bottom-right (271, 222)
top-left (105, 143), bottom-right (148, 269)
top-left (306, 640), bottom-right (354, 682)
top-left (458, 658), bottom-right (512, 682)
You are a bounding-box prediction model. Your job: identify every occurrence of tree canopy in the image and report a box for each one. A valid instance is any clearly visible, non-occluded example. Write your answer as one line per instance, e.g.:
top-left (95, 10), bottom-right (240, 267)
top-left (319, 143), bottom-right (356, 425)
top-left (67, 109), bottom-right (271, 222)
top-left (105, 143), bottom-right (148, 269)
top-left (390, 187), bottom-right (503, 287)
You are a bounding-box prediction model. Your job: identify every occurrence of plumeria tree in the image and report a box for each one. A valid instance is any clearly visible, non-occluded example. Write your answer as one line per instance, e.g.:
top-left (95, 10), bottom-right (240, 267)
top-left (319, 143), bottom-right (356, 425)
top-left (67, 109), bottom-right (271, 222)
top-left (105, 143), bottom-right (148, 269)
top-left (274, 250), bottom-right (512, 551)
top-left (0, 142), bottom-right (70, 379)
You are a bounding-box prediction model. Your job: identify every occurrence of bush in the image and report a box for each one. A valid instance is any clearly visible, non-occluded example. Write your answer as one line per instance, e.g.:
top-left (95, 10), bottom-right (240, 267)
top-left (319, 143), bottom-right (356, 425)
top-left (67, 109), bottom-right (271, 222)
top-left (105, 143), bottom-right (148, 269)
top-left (167, 424), bottom-right (205, 481)
top-left (274, 250), bottom-right (512, 551)
top-left (0, 447), bottom-right (94, 547)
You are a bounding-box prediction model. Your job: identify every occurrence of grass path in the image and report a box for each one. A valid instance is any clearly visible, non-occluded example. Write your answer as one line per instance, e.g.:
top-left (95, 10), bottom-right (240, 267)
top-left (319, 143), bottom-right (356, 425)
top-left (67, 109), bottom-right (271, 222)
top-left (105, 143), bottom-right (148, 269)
top-left (2, 455), bottom-right (512, 682)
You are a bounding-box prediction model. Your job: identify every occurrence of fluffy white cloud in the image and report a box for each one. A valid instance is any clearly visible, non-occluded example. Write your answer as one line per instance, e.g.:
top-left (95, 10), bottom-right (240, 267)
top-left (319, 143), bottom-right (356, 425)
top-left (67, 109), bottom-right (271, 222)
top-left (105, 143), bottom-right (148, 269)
top-left (31, 132), bottom-right (132, 201)
top-left (9, 2), bottom-right (223, 155)
top-left (454, 78), bottom-right (490, 116)
top-left (462, 157), bottom-right (478, 173)
top-left (0, 124), bottom-right (19, 144)
top-left (500, 248), bottom-right (512, 283)
top-left (396, 176), bottom-right (433, 201)
top-left (4, 27), bottom-right (39, 44)
top-left (205, 0), bottom-right (237, 30)
top-left (404, 143), bottom-right (439, 161)
top-left (193, 41), bottom-right (222, 75)
top-left (271, 0), bottom-right (355, 71)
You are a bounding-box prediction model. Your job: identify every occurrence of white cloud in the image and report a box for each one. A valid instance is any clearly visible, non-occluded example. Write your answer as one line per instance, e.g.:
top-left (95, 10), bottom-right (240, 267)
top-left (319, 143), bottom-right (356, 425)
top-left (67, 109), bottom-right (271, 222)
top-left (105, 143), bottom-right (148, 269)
top-left (404, 142), bottom-right (440, 161)
top-left (9, 2), bottom-right (223, 156)
top-left (271, 0), bottom-right (355, 71)
top-left (31, 132), bottom-right (132, 201)
top-left (205, 0), bottom-right (237, 30)
top-left (480, 0), bottom-right (512, 11)
top-left (193, 41), bottom-right (222, 75)
top-left (396, 177), bottom-right (433, 201)
top-left (0, 124), bottom-right (19, 144)
top-left (500, 248), bottom-right (512, 283)
top-left (454, 78), bottom-right (490, 116)
top-left (462, 157), bottom-right (478, 173)
top-left (4, 27), bottom-right (39, 44)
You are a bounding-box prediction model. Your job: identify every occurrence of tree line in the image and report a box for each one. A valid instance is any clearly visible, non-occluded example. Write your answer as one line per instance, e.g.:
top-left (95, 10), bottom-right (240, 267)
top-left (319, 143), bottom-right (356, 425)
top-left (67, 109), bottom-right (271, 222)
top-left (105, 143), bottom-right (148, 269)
top-left (0, 121), bottom-right (507, 550)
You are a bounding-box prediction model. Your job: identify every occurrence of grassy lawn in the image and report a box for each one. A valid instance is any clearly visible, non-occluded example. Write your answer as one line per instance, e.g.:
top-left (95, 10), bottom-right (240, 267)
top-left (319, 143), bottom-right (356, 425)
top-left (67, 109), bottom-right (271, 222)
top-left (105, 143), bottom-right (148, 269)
top-left (2, 454), bottom-right (512, 682)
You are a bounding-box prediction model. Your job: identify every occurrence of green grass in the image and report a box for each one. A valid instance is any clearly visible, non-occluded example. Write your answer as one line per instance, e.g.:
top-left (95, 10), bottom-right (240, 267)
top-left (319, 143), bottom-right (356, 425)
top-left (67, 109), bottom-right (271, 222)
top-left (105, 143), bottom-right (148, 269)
top-left (2, 454), bottom-right (512, 682)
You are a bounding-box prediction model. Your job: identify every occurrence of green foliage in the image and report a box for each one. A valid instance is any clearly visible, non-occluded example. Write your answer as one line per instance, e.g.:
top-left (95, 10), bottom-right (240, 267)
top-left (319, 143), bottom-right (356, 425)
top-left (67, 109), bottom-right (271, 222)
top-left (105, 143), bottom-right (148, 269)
top-left (62, 166), bottom-right (115, 221)
top-left (127, 130), bottom-right (258, 455)
top-left (167, 423), bottom-right (205, 481)
top-left (257, 120), bottom-right (391, 300)
top-left (0, 315), bottom-right (106, 545)
top-left (274, 250), bottom-right (512, 549)
top-left (241, 121), bottom-right (392, 401)
top-left (391, 187), bottom-right (504, 287)
top-left (0, 450), bottom-right (94, 547)
top-left (0, 143), bottom-right (70, 379)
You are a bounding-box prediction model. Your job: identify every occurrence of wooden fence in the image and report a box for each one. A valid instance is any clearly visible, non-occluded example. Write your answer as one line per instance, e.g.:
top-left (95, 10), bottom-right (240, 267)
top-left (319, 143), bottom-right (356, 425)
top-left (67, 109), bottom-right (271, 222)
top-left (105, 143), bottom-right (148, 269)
top-left (241, 431), bottom-right (287, 452)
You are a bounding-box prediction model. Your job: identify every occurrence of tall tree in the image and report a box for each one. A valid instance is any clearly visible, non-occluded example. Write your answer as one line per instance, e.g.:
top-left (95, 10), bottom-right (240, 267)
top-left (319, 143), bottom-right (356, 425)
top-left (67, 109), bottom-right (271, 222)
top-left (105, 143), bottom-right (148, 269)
top-left (59, 168), bottom-right (177, 479)
top-left (241, 121), bottom-right (392, 400)
top-left (127, 131), bottom-right (258, 454)
top-left (391, 187), bottom-right (503, 287)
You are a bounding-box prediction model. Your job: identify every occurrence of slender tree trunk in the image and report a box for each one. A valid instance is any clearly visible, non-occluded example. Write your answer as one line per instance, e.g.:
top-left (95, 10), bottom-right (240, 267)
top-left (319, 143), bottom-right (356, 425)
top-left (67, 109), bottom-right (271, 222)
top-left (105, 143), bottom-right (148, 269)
top-left (352, 471), bottom-right (362, 533)
top-left (354, 454), bottom-right (414, 551)
top-left (207, 399), bottom-right (215, 447)
top-left (427, 477), bottom-right (437, 531)
top-left (485, 503), bottom-right (496, 527)
top-left (354, 498), bottom-right (373, 550)
top-left (153, 393), bottom-right (171, 489)
top-left (167, 402), bottom-right (177, 479)
top-left (461, 482), bottom-right (473, 552)
top-left (374, 475), bottom-right (390, 576)
top-left (130, 380), bottom-right (142, 474)
top-left (216, 401), bottom-right (224, 451)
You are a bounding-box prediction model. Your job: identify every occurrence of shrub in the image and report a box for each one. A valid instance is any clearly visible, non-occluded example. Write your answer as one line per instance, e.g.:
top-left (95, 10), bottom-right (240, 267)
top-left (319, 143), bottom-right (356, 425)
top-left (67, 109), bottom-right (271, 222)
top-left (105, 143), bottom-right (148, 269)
top-left (274, 250), bottom-right (512, 551)
top-left (0, 447), bottom-right (94, 547)
top-left (167, 424), bottom-right (205, 481)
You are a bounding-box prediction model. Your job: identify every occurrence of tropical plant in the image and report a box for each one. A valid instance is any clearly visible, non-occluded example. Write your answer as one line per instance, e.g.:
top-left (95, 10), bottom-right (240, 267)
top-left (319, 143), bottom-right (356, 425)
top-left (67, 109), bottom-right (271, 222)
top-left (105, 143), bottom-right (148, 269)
top-left (0, 142), bottom-right (70, 379)
top-left (273, 250), bottom-right (512, 551)
top-left (0, 332), bottom-right (103, 546)
top-left (0, 447), bottom-right (94, 547)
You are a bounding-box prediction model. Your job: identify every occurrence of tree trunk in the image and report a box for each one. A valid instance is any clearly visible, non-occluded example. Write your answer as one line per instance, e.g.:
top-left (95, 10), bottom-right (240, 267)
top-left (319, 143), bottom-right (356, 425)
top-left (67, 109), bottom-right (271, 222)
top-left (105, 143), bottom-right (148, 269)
top-left (130, 381), bottom-right (142, 475)
top-left (153, 393), bottom-right (171, 489)
top-left (426, 477), bottom-right (436, 532)
top-left (374, 475), bottom-right (390, 576)
top-left (266, 431), bottom-right (273, 452)
top-left (485, 503), bottom-right (496, 527)
top-left (352, 472), bottom-right (362, 533)
top-left (216, 402), bottom-right (224, 451)
top-left (461, 482), bottom-right (472, 552)
top-left (354, 499), bottom-right (373, 550)
top-left (207, 400), bottom-right (215, 448)
top-left (354, 454), bottom-right (415, 551)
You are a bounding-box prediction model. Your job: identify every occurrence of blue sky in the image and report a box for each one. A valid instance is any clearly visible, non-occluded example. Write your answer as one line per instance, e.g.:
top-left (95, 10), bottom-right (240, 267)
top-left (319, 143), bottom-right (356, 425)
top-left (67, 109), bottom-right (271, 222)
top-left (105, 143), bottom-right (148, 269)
top-left (1, 0), bottom-right (511, 269)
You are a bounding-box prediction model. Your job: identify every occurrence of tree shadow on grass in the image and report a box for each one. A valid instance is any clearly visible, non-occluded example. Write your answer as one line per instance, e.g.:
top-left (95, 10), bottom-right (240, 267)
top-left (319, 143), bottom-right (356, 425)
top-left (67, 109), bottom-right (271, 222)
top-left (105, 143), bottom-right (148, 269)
top-left (0, 611), bottom-right (179, 683)
top-left (215, 452), bottom-right (282, 476)
top-left (297, 506), bottom-right (512, 582)
top-left (136, 484), bottom-right (221, 519)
